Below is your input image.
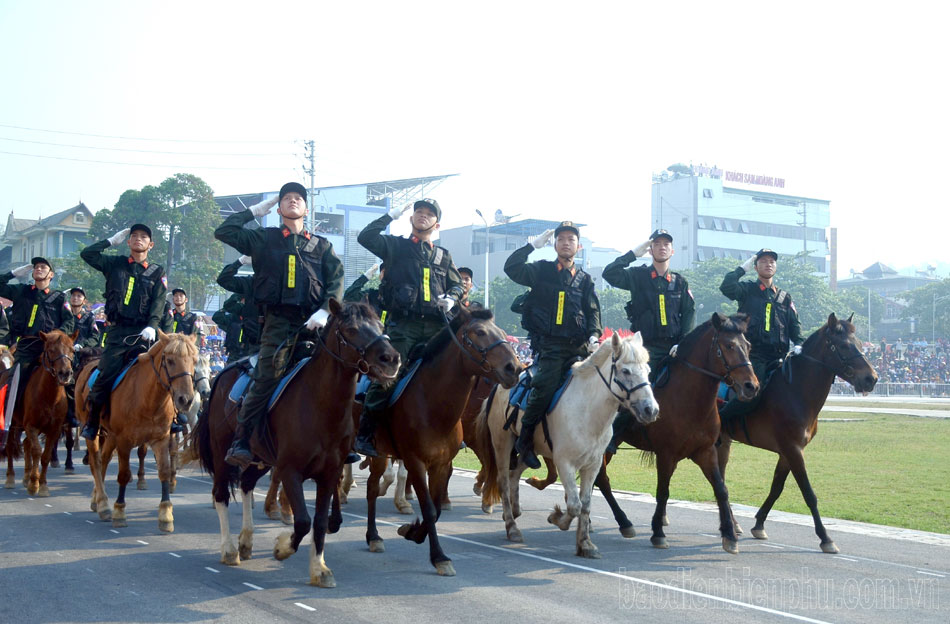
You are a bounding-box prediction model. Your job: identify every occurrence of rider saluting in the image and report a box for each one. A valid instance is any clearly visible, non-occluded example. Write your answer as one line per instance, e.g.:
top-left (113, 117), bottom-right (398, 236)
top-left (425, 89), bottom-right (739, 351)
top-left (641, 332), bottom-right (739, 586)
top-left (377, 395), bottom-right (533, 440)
top-left (214, 182), bottom-right (344, 468)
top-left (354, 198), bottom-right (463, 457)
top-left (602, 228), bottom-right (694, 453)
top-left (720, 248), bottom-right (803, 381)
top-left (505, 221), bottom-right (601, 469)
top-left (80, 224), bottom-right (166, 440)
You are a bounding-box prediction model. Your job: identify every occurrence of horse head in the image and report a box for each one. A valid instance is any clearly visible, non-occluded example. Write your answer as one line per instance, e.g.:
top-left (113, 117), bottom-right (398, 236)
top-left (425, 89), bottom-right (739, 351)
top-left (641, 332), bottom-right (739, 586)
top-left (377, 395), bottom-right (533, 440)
top-left (594, 331), bottom-right (659, 424)
top-left (710, 312), bottom-right (759, 401)
top-left (327, 298), bottom-right (400, 383)
top-left (452, 306), bottom-right (521, 388)
top-left (147, 330), bottom-right (199, 413)
top-left (39, 329), bottom-right (77, 386)
top-left (194, 353), bottom-right (212, 401)
top-left (816, 313), bottom-right (878, 394)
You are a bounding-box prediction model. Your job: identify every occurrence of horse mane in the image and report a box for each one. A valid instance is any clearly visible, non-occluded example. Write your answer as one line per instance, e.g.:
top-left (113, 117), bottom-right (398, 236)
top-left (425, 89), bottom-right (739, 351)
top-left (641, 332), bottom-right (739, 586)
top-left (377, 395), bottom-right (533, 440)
top-left (161, 333), bottom-right (199, 359)
top-left (675, 313), bottom-right (748, 361)
top-left (575, 334), bottom-right (648, 375)
top-left (415, 308), bottom-right (495, 363)
top-left (802, 315), bottom-right (855, 350)
top-left (42, 329), bottom-right (74, 349)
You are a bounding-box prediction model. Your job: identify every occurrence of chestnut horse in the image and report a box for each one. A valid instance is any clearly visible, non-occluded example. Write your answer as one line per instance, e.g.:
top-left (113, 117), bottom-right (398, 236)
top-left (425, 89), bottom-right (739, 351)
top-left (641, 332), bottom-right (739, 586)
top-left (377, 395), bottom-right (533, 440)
top-left (363, 307), bottom-right (521, 576)
top-left (717, 313), bottom-right (878, 553)
top-left (196, 299), bottom-right (399, 587)
top-left (3, 330), bottom-right (77, 495)
top-left (75, 331), bottom-right (198, 532)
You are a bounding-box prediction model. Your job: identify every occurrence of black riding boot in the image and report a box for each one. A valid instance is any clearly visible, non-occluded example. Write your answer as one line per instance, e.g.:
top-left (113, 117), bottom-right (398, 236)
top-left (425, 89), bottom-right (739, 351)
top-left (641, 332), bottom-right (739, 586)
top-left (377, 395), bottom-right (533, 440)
top-left (225, 423), bottom-right (253, 468)
top-left (65, 384), bottom-right (79, 427)
top-left (354, 410), bottom-right (379, 458)
top-left (80, 401), bottom-right (103, 441)
top-left (514, 421), bottom-right (541, 470)
top-left (605, 408), bottom-right (634, 454)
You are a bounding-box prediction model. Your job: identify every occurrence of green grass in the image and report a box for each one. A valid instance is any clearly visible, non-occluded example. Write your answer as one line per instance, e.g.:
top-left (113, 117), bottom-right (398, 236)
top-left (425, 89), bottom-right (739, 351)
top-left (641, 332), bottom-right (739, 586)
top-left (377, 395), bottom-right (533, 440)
top-left (823, 399), bottom-right (950, 411)
top-left (454, 413), bottom-right (950, 534)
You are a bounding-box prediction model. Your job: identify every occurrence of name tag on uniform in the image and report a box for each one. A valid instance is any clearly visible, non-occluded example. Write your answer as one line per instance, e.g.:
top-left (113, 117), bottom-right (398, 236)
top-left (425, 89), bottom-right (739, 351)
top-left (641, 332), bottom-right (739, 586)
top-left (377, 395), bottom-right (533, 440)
top-left (422, 268), bottom-right (431, 302)
top-left (287, 256), bottom-right (296, 288)
top-left (765, 302), bottom-right (772, 332)
top-left (238, 328), bottom-right (243, 342)
top-left (172, 321), bottom-right (178, 333)
top-left (658, 294), bottom-right (668, 326)
top-left (124, 277), bottom-right (136, 305)
top-left (27, 304), bottom-right (38, 328)
top-left (380, 310), bottom-right (388, 324)
top-left (555, 291), bottom-right (566, 325)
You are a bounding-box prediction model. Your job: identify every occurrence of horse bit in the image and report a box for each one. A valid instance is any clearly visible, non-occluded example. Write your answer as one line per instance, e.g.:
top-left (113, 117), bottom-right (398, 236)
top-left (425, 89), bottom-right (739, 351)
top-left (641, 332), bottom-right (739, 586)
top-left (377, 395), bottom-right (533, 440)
top-left (678, 329), bottom-right (752, 388)
top-left (439, 309), bottom-right (512, 374)
top-left (595, 349), bottom-right (651, 406)
top-left (314, 319), bottom-right (392, 377)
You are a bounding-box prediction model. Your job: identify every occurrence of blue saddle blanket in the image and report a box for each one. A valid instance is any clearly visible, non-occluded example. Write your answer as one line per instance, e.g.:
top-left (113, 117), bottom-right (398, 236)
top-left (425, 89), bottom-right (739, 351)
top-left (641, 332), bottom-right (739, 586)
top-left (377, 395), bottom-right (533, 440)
top-left (387, 359), bottom-right (423, 407)
top-left (508, 366), bottom-right (574, 414)
top-left (87, 360), bottom-right (137, 392)
top-left (355, 374), bottom-right (371, 399)
top-left (226, 357), bottom-right (312, 413)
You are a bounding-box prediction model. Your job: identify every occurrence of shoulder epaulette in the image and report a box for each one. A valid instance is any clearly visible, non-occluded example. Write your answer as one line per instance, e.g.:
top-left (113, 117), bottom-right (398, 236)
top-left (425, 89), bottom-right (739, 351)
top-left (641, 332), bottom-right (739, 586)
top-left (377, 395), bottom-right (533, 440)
top-left (142, 264), bottom-right (162, 278)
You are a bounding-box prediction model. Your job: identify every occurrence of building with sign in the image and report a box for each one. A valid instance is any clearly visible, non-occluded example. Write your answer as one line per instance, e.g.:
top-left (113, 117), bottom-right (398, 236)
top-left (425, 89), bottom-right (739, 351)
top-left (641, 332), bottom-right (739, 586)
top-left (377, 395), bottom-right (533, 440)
top-left (651, 164), bottom-right (831, 275)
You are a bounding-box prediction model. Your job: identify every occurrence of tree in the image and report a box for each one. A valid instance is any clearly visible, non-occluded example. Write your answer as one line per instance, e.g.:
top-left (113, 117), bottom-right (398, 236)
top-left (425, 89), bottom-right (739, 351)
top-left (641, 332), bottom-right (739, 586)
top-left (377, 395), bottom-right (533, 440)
top-left (898, 278), bottom-right (950, 341)
top-left (470, 275), bottom-right (527, 335)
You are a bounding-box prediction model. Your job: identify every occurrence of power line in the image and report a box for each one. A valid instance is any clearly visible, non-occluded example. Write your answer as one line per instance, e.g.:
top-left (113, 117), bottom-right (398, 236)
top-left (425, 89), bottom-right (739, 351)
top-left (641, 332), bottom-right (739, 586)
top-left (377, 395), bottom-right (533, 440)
top-left (0, 149), bottom-right (293, 171)
top-left (0, 122), bottom-right (292, 144)
top-left (0, 136), bottom-right (291, 156)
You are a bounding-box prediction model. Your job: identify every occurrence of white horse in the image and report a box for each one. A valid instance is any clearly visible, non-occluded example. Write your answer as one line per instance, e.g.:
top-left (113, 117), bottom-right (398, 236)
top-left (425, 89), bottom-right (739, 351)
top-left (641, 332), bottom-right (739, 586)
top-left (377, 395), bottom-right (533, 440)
top-left (476, 332), bottom-right (659, 558)
top-left (340, 457), bottom-right (413, 513)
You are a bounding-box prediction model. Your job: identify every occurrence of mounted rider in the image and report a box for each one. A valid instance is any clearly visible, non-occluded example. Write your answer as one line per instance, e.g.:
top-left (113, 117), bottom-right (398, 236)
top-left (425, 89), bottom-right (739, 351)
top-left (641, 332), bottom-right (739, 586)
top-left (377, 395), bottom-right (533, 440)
top-left (0, 257), bottom-right (75, 419)
top-left (214, 183), bottom-right (344, 468)
top-left (213, 256), bottom-right (261, 362)
top-left (720, 248), bottom-right (803, 383)
top-left (80, 224), bottom-right (167, 440)
top-left (342, 262), bottom-right (387, 320)
top-left (166, 288), bottom-right (204, 340)
top-left (65, 286), bottom-right (101, 427)
top-left (354, 198), bottom-right (464, 457)
top-left (602, 229), bottom-right (694, 453)
top-left (504, 221), bottom-right (602, 469)
top-left (457, 266), bottom-right (482, 310)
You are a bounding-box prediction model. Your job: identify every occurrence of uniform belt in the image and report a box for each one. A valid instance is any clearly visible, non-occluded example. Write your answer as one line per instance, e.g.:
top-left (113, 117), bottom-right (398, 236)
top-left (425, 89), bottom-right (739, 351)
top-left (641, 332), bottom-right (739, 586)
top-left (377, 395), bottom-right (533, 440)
top-left (264, 304), bottom-right (309, 320)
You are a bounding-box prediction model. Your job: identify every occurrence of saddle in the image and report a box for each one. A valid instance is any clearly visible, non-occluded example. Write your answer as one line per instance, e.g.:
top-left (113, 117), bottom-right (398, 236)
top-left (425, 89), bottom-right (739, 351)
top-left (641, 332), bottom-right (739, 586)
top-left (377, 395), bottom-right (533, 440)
top-left (718, 357), bottom-right (786, 442)
top-left (226, 354), bottom-right (311, 414)
top-left (502, 363), bottom-right (577, 452)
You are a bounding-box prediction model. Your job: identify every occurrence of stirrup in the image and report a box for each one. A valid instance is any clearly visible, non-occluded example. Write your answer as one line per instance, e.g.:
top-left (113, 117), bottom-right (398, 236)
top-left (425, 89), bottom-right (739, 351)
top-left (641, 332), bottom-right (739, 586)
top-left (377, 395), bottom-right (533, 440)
top-left (354, 436), bottom-right (378, 458)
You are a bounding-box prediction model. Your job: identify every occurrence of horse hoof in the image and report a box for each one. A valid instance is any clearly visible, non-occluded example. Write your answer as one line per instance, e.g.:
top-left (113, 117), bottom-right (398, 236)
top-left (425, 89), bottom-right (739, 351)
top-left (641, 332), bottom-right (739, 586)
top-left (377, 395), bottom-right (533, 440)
top-left (577, 546), bottom-right (601, 559)
top-left (266, 507), bottom-right (282, 521)
top-left (221, 549), bottom-right (240, 566)
top-left (525, 477), bottom-right (545, 491)
top-left (481, 503), bottom-right (493, 514)
top-left (734, 521), bottom-right (743, 535)
top-left (395, 503), bottom-right (413, 515)
top-left (507, 528), bottom-right (524, 543)
top-left (442, 501), bottom-right (452, 511)
top-left (137, 480), bottom-right (148, 491)
top-left (650, 537), bottom-right (669, 549)
top-left (310, 570), bottom-right (336, 588)
top-left (472, 483), bottom-right (482, 496)
top-left (3, 479), bottom-right (13, 489)
top-left (112, 517), bottom-right (128, 529)
top-left (405, 491), bottom-right (414, 501)
top-left (397, 524), bottom-right (410, 537)
top-left (239, 543), bottom-right (252, 561)
top-left (751, 528), bottom-right (768, 540)
top-left (280, 512), bottom-right (293, 526)
top-left (661, 515), bottom-right (669, 526)
top-left (99, 508), bottom-right (112, 522)
top-left (620, 526), bottom-right (636, 539)
top-left (26, 484), bottom-right (38, 496)
top-left (722, 538), bottom-right (739, 555)
top-left (50, 459), bottom-right (60, 468)
top-left (64, 467), bottom-right (75, 475)
top-left (37, 485), bottom-right (50, 498)
top-left (820, 541), bottom-right (839, 554)
top-left (368, 539), bottom-right (385, 553)
top-left (273, 532), bottom-right (295, 561)
top-left (434, 560), bottom-right (456, 577)
top-left (158, 501), bottom-right (174, 533)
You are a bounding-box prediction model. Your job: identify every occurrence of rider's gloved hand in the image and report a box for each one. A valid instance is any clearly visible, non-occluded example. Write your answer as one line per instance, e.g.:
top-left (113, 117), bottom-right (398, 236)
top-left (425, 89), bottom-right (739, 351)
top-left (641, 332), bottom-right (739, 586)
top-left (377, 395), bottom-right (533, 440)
top-left (587, 334), bottom-right (599, 353)
top-left (107, 228), bottom-right (131, 247)
top-left (436, 294), bottom-right (456, 314)
top-left (249, 197), bottom-right (278, 217)
top-left (740, 255), bottom-right (756, 273)
top-left (633, 239), bottom-right (652, 257)
top-left (11, 264), bottom-right (33, 278)
top-left (238, 255), bottom-right (252, 266)
top-left (788, 344), bottom-right (802, 357)
top-left (139, 327), bottom-right (156, 342)
top-left (305, 309), bottom-right (329, 330)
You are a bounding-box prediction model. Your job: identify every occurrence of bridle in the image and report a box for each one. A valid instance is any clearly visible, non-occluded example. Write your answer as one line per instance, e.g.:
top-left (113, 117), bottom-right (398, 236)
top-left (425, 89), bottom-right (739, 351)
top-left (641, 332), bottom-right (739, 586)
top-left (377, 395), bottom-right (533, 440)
top-left (313, 315), bottom-right (394, 378)
top-left (149, 350), bottom-right (195, 393)
top-left (796, 333), bottom-right (867, 381)
top-left (679, 328), bottom-right (753, 388)
top-left (42, 343), bottom-right (73, 385)
top-left (594, 346), bottom-right (651, 406)
top-left (440, 309), bottom-right (512, 375)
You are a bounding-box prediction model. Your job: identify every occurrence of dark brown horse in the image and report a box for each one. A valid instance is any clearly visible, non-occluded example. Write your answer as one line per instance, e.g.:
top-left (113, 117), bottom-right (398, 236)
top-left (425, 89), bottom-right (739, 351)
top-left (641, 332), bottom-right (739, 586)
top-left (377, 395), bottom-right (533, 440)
top-left (588, 313), bottom-right (760, 553)
top-left (717, 313), bottom-right (878, 553)
top-left (3, 330), bottom-right (77, 495)
top-left (196, 299), bottom-right (399, 587)
top-left (363, 307), bottom-right (521, 576)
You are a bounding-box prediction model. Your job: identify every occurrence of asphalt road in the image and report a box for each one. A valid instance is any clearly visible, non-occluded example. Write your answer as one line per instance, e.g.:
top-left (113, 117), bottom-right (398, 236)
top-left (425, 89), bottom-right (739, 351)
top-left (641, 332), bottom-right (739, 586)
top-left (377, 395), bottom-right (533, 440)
top-left (1, 441), bottom-right (947, 624)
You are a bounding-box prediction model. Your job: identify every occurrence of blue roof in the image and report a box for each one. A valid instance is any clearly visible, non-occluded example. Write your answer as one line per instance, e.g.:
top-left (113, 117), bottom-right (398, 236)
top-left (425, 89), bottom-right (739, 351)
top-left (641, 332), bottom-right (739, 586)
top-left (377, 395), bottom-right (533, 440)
top-left (475, 218), bottom-right (586, 237)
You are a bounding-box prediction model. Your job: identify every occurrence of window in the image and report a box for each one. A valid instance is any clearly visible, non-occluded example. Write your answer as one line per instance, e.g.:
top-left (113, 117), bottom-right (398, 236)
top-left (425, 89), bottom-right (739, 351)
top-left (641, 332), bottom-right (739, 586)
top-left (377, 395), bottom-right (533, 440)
top-left (697, 248), bottom-right (707, 261)
top-left (739, 222), bottom-right (750, 233)
top-left (713, 219), bottom-right (724, 230)
top-left (73, 211), bottom-right (86, 224)
top-left (724, 220), bottom-right (734, 232)
top-left (697, 217), bottom-right (707, 229)
top-left (702, 188), bottom-right (713, 198)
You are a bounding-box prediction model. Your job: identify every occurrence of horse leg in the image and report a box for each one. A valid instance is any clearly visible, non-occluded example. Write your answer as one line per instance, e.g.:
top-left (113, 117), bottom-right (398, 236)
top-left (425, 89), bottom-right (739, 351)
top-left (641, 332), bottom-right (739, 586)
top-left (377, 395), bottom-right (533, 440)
top-left (150, 438), bottom-right (174, 533)
top-left (548, 461), bottom-right (579, 532)
top-left (693, 445), bottom-right (739, 554)
top-left (393, 459), bottom-right (412, 515)
top-left (25, 429), bottom-right (40, 494)
top-left (397, 457), bottom-right (454, 577)
top-left (263, 475), bottom-right (281, 520)
top-left (785, 447), bottom-right (838, 554)
top-left (64, 426), bottom-right (75, 473)
top-left (650, 455), bottom-right (677, 549)
top-left (112, 444), bottom-right (132, 528)
top-left (5, 447), bottom-right (14, 489)
top-left (401, 461), bottom-right (413, 500)
top-left (136, 444), bottom-right (148, 490)
top-left (328, 480), bottom-right (343, 535)
top-left (37, 428), bottom-right (56, 497)
top-left (442, 464), bottom-right (452, 511)
top-left (751, 455), bottom-right (791, 541)
top-left (90, 435), bottom-right (114, 521)
top-left (594, 455), bottom-right (635, 538)
top-left (574, 463), bottom-right (601, 559)
top-left (525, 456), bottom-right (559, 490)
top-left (278, 483), bottom-right (293, 525)
top-left (340, 463), bottom-right (353, 504)
top-left (715, 434), bottom-right (742, 535)
top-left (237, 465), bottom-right (268, 560)
top-left (379, 457), bottom-right (395, 497)
top-left (495, 432), bottom-right (524, 542)
top-left (309, 477), bottom-right (336, 588)
top-left (273, 471), bottom-right (310, 562)
top-left (168, 432), bottom-right (178, 493)
top-left (50, 432), bottom-right (60, 468)
top-left (365, 456), bottom-right (387, 552)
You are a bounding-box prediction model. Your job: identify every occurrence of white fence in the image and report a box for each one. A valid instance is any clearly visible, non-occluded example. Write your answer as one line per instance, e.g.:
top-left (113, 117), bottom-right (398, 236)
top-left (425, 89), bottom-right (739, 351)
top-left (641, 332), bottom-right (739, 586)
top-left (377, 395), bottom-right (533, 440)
top-left (830, 381), bottom-right (950, 398)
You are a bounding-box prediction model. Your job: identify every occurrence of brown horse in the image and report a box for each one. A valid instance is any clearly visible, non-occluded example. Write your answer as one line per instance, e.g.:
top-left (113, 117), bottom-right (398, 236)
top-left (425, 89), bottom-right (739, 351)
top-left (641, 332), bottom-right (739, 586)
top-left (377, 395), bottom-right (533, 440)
top-left (3, 331), bottom-right (77, 495)
top-left (363, 307), bottom-right (521, 576)
top-left (75, 331), bottom-right (198, 531)
top-left (585, 313), bottom-right (760, 553)
top-left (717, 313), bottom-right (878, 553)
top-left (196, 299), bottom-right (399, 587)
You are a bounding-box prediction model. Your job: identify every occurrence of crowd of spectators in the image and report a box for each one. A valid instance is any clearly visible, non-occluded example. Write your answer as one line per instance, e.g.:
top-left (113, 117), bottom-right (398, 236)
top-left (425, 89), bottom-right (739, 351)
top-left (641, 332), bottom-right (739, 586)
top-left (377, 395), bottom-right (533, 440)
top-left (862, 338), bottom-right (950, 384)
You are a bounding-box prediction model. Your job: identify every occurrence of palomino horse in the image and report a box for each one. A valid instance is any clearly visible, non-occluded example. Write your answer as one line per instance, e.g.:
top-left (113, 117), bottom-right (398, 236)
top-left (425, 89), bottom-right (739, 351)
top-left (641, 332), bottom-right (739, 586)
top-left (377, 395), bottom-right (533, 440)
top-left (3, 331), bottom-right (77, 495)
top-left (363, 307), bottom-right (521, 577)
top-left (196, 299), bottom-right (399, 587)
top-left (477, 332), bottom-right (659, 558)
top-left (75, 331), bottom-right (198, 532)
top-left (717, 313), bottom-right (878, 553)
top-left (585, 313), bottom-right (758, 553)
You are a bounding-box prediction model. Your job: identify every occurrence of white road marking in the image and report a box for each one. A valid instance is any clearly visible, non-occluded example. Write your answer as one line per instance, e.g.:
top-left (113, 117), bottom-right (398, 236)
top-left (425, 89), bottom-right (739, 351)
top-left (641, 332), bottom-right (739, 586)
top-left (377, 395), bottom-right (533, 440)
top-left (63, 511), bottom-right (71, 516)
top-left (761, 544), bottom-right (784, 549)
top-left (242, 582), bottom-right (264, 590)
top-left (44, 504), bottom-right (52, 507)
top-left (204, 566), bottom-right (219, 573)
top-left (916, 570), bottom-right (945, 578)
top-left (592, 515), bottom-right (608, 520)
top-left (85, 568), bottom-right (94, 573)
top-left (109, 529), bottom-right (119, 534)
top-left (295, 603), bottom-right (316, 612)
top-left (833, 556), bottom-right (858, 562)
top-left (85, 520), bottom-right (94, 524)
top-left (136, 540), bottom-right (148, 545)
top-left (169, 552), bottom-right (181, 558)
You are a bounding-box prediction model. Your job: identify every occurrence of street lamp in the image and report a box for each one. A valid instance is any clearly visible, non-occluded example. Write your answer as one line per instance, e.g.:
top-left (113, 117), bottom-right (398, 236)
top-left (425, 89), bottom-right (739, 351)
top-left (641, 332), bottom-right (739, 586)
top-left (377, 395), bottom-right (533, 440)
top-left (933, 292), bottom-right (950, 344)
top-left (474, 209), bottom-right (495, 309)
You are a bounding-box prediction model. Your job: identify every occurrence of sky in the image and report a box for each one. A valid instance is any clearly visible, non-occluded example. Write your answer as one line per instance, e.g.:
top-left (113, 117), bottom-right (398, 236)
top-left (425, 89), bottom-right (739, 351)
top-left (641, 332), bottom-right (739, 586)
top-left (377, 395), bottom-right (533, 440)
top-left (1, 1), bottom-right (948, 280)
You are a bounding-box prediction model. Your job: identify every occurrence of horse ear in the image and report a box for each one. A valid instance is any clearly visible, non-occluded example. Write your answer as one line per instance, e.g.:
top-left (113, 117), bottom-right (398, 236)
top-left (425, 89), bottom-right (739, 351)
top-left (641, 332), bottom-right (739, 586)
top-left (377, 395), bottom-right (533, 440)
top-left (711, 312), bottom-right (724, 330)
top-left (827, 312), bottom-right (838, 327)
top-left (631, 331), bottom-right (643, 347)
top-left (157, 329), bottom-right (169, 342)
top-left (611, 332), bottom-right (621, 356)
top-left (71, 329), bottom-right (80, 342)
top-left (329, 297), bottom-right (342, 316)
top-left (847, 312), bottom-right (854, 323)
top-left (39, 331), bottom-right (48, 341)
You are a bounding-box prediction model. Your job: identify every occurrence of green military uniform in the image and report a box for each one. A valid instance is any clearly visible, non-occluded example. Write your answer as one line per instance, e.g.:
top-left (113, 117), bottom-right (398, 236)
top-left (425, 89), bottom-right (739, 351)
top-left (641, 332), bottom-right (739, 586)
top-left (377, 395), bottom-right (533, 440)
top-left (0, 259), bottom-right (75, 407)
top-left (214, 185), bottom-right (344, 467)
top-left (342, 273), bottom-right (387, 320)
top-left (0, 306), bottom-right (10, 346)
top-left (505, 222), bottom-right (601, 469)
top-left (159, 301), bottom-right (175, 334)
top-left (354, 199), bottom-right (463, 456)
top-left (65, 294), bottom-right (101, 427)
top-left (80, 228), bottom-right (167, 439)
top-left (216, 260), bottom-right (261, 362)
top-left (719, 250), bottom-right (802, 382)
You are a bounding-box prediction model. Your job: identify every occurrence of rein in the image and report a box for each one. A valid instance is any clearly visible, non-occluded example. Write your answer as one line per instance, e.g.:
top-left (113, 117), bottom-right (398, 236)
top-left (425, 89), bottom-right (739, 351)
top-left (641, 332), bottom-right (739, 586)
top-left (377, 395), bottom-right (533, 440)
top-left (594, 348), bottom-right (650, 406)
top-left (439, 309), bottom-right (511, 375)
top-left (149, 350), bottom-right (195, 393)
top-left (677, 329), bottom-right (752, 387)
top-left (795, 334), bottom-right (867, 381)
top-left (312, 316), bottom-right (394, 379)
top-left (41, 345), bottom-right (73, 384)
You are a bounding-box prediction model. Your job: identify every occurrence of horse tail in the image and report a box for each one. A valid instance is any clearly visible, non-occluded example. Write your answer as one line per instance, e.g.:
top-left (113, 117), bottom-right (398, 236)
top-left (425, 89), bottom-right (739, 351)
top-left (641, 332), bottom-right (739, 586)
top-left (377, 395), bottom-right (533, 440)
top-left (194, 391), bottom-right (215, 479)
top-left (475, 385), bottom-right (501, 507)
top-left (638, 450), bottom-right (656, 468)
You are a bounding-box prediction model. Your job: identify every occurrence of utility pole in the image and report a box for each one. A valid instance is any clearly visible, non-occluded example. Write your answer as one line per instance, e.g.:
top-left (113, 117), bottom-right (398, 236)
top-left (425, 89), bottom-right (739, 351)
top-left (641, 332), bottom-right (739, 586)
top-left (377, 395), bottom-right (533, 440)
top-left (302, 140), bottom-right (316, 230)
top-left (797, 201), bottom-right (808, 265)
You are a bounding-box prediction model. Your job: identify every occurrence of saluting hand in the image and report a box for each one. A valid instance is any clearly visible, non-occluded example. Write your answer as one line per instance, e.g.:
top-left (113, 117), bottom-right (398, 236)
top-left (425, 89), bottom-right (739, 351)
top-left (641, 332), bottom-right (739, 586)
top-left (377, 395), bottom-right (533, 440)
top-left (633, 239), bottom-right (652, 257)
top-left (11, 264), bottom-right (33, 278)
top-left (238, 255), bottom-right (252, 266)
top-left (740, 255), bottom-right (756, 272)
top-left (107, 228), bottom-right (131, 247)
top-left (363, 263), bottom-right (380, 280)
top-left (388, 203), bottom-right (412, 220)
top-left (249, 197), bottom-right (278, 217)
top-left (531, 229), bottom-right (555, 249)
